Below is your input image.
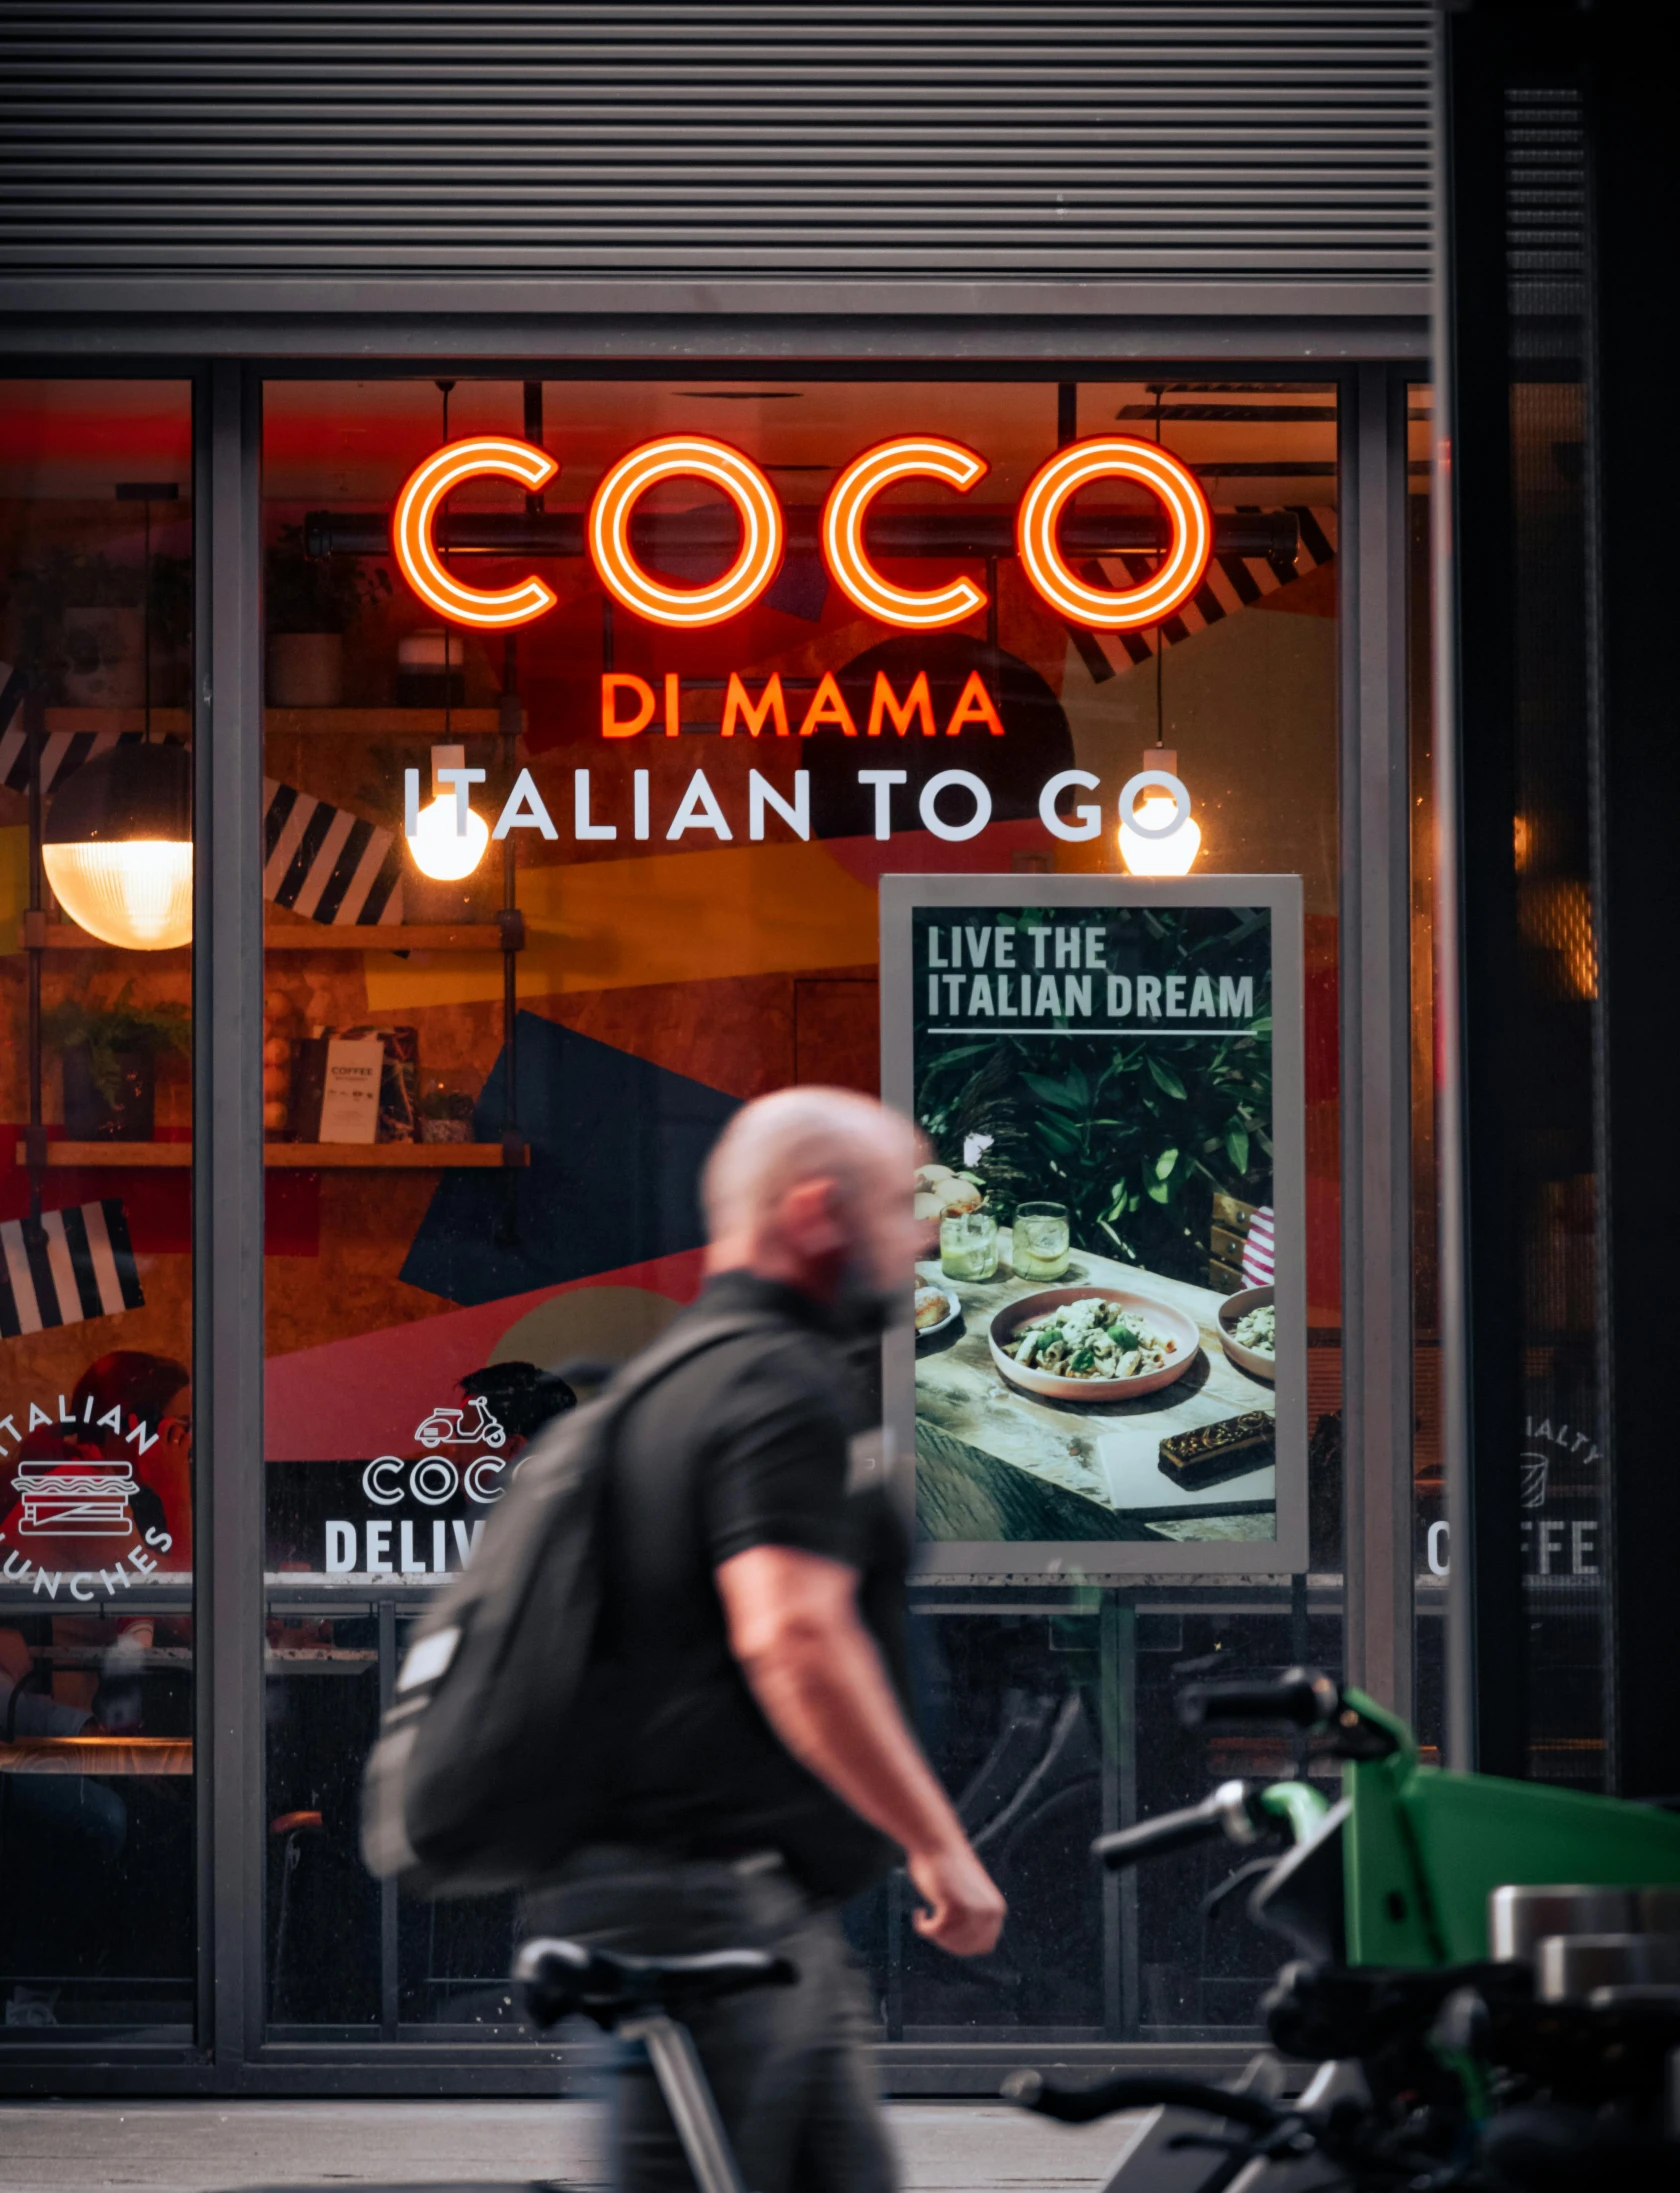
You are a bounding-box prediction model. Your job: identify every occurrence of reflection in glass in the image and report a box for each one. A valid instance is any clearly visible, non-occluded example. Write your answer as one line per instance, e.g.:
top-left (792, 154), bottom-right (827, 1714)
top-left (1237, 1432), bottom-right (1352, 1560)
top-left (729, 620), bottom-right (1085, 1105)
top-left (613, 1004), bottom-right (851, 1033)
top-left (257, 374), bottom-right (1341, 2040)
top-left (1, 378), bottom-right (196, 2038)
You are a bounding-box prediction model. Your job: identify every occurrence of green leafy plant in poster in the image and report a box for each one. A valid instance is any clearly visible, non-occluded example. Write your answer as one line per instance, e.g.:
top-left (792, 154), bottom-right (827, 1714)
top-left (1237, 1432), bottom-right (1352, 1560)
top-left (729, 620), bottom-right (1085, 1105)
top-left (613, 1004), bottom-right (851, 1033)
top-left (913, 905), bottom-right (1272, 1286)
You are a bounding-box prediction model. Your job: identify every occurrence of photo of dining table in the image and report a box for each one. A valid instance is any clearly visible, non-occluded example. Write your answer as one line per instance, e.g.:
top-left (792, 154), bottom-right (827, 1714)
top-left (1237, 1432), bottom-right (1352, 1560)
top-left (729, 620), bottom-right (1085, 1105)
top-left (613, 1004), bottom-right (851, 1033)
top-left (915, 1228), bottom-right (1278, 1545)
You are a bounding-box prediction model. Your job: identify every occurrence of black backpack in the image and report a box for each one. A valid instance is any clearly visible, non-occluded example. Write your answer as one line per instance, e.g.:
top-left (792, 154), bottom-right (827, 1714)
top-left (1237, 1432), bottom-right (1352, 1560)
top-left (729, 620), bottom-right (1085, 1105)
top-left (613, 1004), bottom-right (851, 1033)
top-left (360, 1313), bottom-right (768, 1898)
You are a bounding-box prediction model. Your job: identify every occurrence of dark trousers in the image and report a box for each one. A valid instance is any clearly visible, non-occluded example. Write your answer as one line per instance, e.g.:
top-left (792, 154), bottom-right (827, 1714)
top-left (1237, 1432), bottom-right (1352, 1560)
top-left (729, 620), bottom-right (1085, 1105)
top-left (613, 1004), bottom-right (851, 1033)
top-left (524, 1848), bottom-right (897, 2193)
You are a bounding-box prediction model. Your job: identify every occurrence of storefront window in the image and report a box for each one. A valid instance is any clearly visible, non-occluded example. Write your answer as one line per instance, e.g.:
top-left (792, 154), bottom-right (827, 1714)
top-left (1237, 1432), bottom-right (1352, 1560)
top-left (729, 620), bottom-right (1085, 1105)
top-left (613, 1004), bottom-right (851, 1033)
top-left (259, 376), bottom-right (1340, 2039)
top-left (1, 379), bottom-right (196, 2036)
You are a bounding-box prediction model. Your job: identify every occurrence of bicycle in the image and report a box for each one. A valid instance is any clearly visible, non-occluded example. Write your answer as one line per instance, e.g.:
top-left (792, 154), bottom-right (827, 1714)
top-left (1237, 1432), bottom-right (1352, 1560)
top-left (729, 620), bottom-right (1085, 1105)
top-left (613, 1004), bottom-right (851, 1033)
top-left (516, 1935), bottom-right (794, 2193)
top-left (1007, 1666), bottom-right (1680, 2189)
top-left (515, 1668), bottom-right (1680, 2190)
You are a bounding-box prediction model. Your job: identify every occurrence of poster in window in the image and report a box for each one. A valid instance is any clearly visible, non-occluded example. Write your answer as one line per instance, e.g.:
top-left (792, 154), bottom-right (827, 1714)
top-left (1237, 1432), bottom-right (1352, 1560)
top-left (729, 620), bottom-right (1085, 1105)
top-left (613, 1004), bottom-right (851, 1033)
top-left (881, 875), bottom-right (1306, 1575)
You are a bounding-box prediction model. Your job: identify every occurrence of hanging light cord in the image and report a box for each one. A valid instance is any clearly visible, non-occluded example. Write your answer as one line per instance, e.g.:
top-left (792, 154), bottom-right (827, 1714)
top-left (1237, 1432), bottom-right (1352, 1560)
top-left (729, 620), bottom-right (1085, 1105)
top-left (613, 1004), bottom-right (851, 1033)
top-left (1154, 385), bottom-right (1165, 752)
top-left (142, 493), bottom-right (152, 743)
top-left (437, 379), bottom-right (456, 744)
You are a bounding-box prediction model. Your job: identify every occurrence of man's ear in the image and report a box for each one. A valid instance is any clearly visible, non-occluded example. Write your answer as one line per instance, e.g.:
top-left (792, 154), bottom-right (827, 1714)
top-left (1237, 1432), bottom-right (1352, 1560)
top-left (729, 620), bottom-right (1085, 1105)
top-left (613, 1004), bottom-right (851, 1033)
top-left (779, 1175), bottom-right (848, 1259)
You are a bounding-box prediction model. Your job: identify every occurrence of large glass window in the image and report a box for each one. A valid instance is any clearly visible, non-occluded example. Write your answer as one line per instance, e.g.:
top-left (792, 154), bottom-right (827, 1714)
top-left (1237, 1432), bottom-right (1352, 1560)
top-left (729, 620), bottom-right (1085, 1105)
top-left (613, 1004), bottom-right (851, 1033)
top-left (1, 380), bottom-right (196, 2039)
top-left (259, 375), bottom-right (1340, 2041)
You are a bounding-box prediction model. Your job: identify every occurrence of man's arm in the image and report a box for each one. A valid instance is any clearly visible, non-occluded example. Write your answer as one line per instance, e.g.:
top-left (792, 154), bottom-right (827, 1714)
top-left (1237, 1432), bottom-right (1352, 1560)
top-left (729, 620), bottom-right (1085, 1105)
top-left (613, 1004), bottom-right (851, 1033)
top-left (715, 1543), bottom-right (1005, 1956)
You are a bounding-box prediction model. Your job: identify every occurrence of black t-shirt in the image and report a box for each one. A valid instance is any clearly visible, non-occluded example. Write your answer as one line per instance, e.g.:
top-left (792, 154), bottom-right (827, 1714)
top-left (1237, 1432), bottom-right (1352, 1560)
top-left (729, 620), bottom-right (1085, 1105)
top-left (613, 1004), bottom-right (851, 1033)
top-left (592, 1269), bottom-right (911, 1900)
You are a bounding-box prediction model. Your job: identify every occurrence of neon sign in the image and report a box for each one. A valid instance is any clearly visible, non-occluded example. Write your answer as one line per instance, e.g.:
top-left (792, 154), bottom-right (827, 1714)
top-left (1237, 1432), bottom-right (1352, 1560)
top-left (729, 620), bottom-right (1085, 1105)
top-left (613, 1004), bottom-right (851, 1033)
top-left (1017, 439), bottom-right (1211, 630)
top-left (589, 435), bottom-right (784, 628)
top-left (390, 432), bottom-right (1212, 634)
top-left (821, 437), bottom-right (989, 630)
top-left (392, 436), bottom-right (559, 628)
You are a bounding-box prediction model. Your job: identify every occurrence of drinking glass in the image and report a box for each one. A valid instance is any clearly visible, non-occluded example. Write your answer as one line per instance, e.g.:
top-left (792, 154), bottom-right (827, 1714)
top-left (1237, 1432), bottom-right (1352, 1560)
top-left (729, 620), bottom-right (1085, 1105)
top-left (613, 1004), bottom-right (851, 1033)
top-left (1012, 1200), bottom-right (1071, 1280)
top-left (939, 1209), bottom-right (999, 1283)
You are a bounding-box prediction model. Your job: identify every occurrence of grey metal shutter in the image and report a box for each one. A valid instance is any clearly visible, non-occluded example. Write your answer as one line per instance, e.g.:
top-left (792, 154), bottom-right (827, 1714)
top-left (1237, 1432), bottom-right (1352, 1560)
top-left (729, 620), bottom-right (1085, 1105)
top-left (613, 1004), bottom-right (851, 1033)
top-left (0, 2), bottom-right (1432, 285)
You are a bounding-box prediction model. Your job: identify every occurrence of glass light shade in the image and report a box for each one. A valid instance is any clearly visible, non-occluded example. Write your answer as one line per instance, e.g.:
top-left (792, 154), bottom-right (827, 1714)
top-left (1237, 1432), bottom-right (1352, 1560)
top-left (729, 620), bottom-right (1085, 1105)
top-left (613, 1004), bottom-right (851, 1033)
top-left (42, 739), bottom-right (193, 949)
top-left (1120, 796), bottom-right (1203, 877)
top-left (407, 792), bottom-right (490, 881)
top-left (44, 840), bottom-right (194, 949)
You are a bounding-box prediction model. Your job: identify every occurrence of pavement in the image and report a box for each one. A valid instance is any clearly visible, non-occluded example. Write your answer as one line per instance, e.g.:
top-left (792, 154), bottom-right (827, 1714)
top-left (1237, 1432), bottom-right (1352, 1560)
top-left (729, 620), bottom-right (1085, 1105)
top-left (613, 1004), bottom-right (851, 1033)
top-left (0, 2099), bottom-right (1146, 2191)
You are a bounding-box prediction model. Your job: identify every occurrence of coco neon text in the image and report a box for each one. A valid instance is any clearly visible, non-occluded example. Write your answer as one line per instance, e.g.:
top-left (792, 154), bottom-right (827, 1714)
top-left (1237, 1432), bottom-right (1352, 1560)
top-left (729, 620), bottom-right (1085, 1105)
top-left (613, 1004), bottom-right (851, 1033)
top-left (391, 433), bottom-right (1212, 636)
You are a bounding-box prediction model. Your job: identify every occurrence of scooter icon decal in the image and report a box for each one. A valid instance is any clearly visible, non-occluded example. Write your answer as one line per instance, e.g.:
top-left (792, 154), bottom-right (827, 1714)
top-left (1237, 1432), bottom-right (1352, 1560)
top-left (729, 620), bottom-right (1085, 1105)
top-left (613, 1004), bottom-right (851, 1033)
top-left (413, 1397), bottom-right (506, 1450)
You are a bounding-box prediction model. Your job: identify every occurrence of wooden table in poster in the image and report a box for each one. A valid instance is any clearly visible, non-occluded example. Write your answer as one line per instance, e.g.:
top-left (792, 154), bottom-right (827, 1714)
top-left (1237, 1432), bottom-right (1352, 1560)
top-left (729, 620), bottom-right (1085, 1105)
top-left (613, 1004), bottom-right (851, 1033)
top-left (0, 1736), bottom-right (192, 1775)
top-left (915, 1229), bottom-right (1277, 1546)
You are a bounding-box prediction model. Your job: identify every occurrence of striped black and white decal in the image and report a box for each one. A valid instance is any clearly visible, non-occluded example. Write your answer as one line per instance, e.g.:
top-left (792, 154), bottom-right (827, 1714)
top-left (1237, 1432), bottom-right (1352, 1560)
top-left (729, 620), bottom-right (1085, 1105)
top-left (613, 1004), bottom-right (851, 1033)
top-left (1068, 508), bottom-right (1339, 685)
top-left (262, 778), bottom-right (404, 928)
top-left (0, 1199), bottom-right (146, 1340)
top-left (0, 722), bottom-right (154, 797)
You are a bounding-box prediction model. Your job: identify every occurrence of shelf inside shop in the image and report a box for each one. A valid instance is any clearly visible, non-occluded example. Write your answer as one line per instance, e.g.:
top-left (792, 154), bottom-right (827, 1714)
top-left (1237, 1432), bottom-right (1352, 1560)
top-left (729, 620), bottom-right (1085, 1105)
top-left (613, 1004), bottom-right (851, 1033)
top-left (37, 707), bottom-right (193, 738)
top-left (263, 920), bottom-right (513, 952)
top-left (264, 708), bottom-right (504, 737)
top-left (19, 1141), bottom-right (526, 1170)
top-left (16, 708), bottom-right (507, 741)
top-left (43, 920), bottom-right (514, 952)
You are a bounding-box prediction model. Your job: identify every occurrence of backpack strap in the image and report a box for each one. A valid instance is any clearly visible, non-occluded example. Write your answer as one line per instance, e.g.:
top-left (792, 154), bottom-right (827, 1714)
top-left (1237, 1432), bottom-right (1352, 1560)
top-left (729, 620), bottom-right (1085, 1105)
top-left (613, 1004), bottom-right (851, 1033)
top-left (599, 1310), bottom-right (782, 1419)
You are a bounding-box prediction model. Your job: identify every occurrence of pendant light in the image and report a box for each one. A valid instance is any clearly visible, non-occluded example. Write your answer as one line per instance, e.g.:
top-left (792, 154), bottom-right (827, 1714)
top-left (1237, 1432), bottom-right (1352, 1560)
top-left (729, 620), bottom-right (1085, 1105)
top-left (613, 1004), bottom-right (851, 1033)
top-left (44, 482), bottom-right (192, 947)
top-left (402, 382), bottom-right (490, 885)
top-left (1118, 746), bottom-right (1201, 877)
top-left (1117, 390), bottom-right (1202, 878)
top-left (406, 745), bottom-right (490, 880)
top-left (43, 738), bottom-right (193, 948)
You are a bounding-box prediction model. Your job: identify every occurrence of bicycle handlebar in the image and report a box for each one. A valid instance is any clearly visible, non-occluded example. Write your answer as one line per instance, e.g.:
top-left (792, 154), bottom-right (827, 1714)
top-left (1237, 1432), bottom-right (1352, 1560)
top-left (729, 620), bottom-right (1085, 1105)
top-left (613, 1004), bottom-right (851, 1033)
top-left (1091, 1780), bottom-right (1263, 1871)
top-left (1003, 2068), bottom-right (1283, 2130)
top-left (1178, 1667), bottom-right (1340, 1733)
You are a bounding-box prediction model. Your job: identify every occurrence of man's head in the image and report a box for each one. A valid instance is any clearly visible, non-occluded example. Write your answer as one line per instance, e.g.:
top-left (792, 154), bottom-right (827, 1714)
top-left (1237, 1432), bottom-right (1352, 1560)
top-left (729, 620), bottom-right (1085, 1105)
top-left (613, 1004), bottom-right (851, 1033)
top-left (703, 1087), bottom-right (923, 1317)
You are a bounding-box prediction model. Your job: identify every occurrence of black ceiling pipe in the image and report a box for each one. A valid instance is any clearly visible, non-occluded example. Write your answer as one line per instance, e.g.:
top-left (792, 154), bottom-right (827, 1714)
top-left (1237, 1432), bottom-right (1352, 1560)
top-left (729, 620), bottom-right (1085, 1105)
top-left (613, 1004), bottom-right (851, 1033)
top-left (305, 506), bottom-right (1301, 577)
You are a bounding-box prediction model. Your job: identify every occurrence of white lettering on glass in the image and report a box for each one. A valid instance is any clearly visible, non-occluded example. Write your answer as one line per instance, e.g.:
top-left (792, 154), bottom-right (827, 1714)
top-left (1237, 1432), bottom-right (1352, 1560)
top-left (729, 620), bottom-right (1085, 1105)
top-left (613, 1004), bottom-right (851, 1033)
top-left (494, 767), bottom-right (558, 839)
top-left (1038, 769), bottom-right (1101, 842)
top-left (574, 769), bottom-right (617, 841)
top-left (919, 770), bottom-right (991, 843)
top-left (747, 769), bottom-right (810, 841)
top-left (856, 770), bottom-right (906, 841)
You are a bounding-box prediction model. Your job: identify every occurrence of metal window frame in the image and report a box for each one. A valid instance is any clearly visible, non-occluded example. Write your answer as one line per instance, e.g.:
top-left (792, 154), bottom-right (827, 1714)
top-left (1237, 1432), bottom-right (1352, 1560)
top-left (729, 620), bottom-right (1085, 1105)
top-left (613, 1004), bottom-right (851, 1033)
top-left (0, 336), bottom-right (1428, 2095)
top-left (1338, 363), bottom-right (1417, 1726)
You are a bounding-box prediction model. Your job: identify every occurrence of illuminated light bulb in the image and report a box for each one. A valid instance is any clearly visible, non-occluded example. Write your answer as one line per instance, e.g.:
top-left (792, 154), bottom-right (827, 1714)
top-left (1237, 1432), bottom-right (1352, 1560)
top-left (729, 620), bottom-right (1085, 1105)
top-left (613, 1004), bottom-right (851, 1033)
top-left (1118, 758), bottom-right (1202, 878)
top-left (44, 840), bottom-right (194, 949)
top-left (407, 791), bottom-right (490, 881)
top-left (43, 741), bottom-right (193, 949)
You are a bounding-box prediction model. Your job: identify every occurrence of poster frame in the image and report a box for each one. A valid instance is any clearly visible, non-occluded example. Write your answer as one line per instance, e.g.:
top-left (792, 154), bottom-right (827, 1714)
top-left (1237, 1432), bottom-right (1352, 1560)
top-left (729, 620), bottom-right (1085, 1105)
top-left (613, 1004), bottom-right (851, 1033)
top-left (881, 871), bottom-right (1308, 1578)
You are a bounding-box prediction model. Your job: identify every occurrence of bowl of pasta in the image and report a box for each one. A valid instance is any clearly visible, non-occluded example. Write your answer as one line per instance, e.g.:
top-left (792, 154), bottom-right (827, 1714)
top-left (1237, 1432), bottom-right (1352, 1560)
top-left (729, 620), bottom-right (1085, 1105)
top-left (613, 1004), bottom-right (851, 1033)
top-left (988, 1286), bottom-right (1200, 1402)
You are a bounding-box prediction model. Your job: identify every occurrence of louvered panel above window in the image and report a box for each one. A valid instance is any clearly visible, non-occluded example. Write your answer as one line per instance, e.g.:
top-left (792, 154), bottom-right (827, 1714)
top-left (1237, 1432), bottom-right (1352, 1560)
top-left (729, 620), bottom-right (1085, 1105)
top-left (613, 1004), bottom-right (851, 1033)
top-left (0, 3), bottom-right (1432, 290)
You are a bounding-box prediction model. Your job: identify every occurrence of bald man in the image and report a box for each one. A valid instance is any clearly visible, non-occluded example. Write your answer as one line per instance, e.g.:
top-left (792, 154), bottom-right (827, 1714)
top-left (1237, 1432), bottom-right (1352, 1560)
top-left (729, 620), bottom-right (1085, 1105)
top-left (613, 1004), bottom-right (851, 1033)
top-left (526, 1088), bottom-right (1004, 2192)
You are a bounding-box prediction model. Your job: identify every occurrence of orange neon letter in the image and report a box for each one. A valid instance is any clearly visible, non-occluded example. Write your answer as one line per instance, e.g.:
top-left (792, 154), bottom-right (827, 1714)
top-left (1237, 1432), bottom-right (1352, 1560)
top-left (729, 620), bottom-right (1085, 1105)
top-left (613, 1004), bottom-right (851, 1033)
top-left (822, 439), bottom-right (988, 630)
top-left (721, 673), bottom-right (791, 738)
top-left (867, 671), bottom-right (936, 738)
top-left (1017, 437), bottom-right (1211, 630)
top-left (589, 437), bottom-right (783, 628)
top-left (393, 436), bottom-right (559, 629)
top-left (797, 673), bottom-right (859, 738)
top-left (601, 674), bottom-right (657, 737)
top-left (944, 672), bottom-right (1005, 737)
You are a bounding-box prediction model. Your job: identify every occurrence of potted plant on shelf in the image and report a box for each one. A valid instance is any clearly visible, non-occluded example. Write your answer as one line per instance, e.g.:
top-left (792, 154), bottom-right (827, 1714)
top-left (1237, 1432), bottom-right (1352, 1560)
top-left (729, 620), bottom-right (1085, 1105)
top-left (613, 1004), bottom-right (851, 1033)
top-left (43, 989), bottom-right (193, 1141)
top-left (265, 525), bottom-right (391, 707)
